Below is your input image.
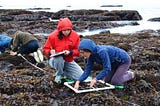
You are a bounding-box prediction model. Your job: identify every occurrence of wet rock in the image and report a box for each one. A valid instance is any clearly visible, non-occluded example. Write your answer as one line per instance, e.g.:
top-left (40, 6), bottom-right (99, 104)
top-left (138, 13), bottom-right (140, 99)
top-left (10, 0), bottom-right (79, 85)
top-left (148, 17), bottom-right (160, 22)
top-left (0, 61), bottom-right (14, 72)
top-left (99, 30), bottom-right (110, 34)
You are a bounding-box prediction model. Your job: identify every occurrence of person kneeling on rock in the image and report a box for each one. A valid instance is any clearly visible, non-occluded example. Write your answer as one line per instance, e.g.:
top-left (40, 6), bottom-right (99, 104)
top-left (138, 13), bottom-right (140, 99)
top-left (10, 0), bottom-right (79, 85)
top-left (74, 39), bottom-right (135, 90)
top-left (43, 18), bottom-right (83, 83)
top-left (10, 31), bottom-right (43, 62)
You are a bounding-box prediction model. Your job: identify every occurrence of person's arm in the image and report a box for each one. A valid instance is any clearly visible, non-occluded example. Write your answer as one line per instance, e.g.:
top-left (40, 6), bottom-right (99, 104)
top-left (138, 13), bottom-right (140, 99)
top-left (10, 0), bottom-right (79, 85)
top-left (79, 58), bottom-right (93, 81)
top-left (89, 52), bottom-right (111, 88)
top-left (70, 33), bottom-right (80, 57)
top-left (74, 58), bottom-right (93, 90)
top-left (43, 36), bottom-right (55, 57)
top-left (95, 52), bottom-right (111, 80)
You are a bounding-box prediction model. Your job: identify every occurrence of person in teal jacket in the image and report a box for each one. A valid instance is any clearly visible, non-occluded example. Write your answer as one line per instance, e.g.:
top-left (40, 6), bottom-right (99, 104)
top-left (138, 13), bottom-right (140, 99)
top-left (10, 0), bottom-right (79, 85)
top-left (0, 35), bottom-right (12, 54)
top-left (74, 39), bottom-right (134, 90)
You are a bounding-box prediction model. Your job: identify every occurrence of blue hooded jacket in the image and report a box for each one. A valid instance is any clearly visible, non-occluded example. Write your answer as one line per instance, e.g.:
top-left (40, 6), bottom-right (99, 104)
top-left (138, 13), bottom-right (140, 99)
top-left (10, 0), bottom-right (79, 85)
top-left (0, 35), bottom-right (12, 53)
top-left (78, 39), bottom-right (130, 82)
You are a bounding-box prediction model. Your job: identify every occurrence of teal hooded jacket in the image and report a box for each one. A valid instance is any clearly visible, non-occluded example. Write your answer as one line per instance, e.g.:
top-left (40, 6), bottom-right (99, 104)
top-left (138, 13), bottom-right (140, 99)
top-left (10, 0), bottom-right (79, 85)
top-left (78, 39), bottom-right (130, 82)
top-left (0, 35), bottom-right (11, 53)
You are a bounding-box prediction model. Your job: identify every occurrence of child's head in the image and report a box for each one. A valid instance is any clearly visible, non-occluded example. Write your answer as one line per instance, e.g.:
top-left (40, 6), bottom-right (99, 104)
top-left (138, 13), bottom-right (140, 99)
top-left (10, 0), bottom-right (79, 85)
top-left (80, 49), bottom-right (91, 58)
top-left (79, 39), bottom-right (96, 53)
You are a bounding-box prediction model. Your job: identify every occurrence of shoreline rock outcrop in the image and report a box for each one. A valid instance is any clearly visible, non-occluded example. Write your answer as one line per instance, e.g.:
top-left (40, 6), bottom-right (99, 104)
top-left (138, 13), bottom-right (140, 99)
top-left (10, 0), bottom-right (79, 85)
top-left (0, 9), bottom-right (142, 35)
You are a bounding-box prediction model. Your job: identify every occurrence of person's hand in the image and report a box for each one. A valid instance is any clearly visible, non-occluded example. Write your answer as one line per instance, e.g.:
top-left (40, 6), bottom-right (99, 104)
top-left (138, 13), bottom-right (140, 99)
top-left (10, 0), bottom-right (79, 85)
top-left (50, 49), bottom-right (56, 57)
top-left (74, 81), bottom-right (80, 90)
top-left (50, 49), bottom-right (56, 55)
top-left (10, 51), bottom-right (17, 56)
top-left (90, 78), bottom-right (97, 88)
top-left (64, 50), bottom-right (70, 56)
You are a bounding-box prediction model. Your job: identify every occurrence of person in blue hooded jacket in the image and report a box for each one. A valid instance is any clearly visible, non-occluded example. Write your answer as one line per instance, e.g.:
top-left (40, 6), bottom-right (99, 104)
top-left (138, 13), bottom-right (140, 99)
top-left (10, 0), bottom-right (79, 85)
top-left (74, 39), bottom-right (134, 90)
top-left (0, 35), bottom-right (12, 54)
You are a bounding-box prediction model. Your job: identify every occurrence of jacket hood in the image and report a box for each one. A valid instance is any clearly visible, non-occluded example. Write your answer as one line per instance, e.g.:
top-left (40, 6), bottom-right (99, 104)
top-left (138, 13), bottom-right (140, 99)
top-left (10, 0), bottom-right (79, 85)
top-left (57, 18), bottom-right (72, 31)
top-left (78, 39), bottom-right (96, 53)
top-left (0, 35), bottom-right (11, 49)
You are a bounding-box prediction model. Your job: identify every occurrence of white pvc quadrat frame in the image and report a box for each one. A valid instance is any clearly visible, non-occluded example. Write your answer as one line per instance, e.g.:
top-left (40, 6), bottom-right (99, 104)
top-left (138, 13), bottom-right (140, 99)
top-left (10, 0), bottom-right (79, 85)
top-left (64, 80), bottom-right (115, 93)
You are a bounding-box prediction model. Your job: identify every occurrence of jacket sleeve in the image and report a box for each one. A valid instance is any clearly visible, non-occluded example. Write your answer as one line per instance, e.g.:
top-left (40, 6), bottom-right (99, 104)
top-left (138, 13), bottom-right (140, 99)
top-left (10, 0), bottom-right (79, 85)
top-left (95, 51), bottom-right (111, 80)
top-left (43, 36), bottom-right (53, 56)
top-left (12, 35), bottom-right (20, 52)
top-left (78, 58), bottom-right (94, 82)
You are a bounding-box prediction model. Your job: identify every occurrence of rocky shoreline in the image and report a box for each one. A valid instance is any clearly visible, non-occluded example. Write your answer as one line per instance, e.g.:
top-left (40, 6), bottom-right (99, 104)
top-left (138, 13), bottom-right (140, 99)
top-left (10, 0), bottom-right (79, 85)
top-left (0, 9), bottom-right (142, 35)
top-left (0, 9), bottom-right (160, 106)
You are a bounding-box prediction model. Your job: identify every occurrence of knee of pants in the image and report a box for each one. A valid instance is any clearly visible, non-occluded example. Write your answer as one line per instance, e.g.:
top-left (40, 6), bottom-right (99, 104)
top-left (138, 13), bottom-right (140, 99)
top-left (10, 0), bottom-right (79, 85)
top-left (49, 56), bottom-right (64, 68)
top-left (49, 58), bottom-right (54, 68)
top-left (111, 77), bottom-right (124, 85)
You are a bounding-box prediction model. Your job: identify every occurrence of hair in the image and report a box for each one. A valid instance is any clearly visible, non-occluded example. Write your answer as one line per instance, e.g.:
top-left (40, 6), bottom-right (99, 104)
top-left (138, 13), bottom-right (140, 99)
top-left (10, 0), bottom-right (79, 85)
top-left (10, 38), bottom-right (13, 45)
top-left (58, 31), bottom-right (63, 39)
top-left (81, 49), bottom-right (91, 53)
top-left (79, 35), bottom-right (83, 38)
top-left (58, 30), bottom-right (71, 40)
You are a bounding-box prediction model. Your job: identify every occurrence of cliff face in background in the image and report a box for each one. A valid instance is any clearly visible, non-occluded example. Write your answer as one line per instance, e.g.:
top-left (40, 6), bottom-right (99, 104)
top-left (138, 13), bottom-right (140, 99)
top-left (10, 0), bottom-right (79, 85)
top-left (0, 9), bottom-right (160, 106)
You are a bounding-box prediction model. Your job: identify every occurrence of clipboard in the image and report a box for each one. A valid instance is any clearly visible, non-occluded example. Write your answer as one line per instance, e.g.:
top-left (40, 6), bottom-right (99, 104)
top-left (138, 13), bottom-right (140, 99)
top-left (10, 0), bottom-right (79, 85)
top-left (50, 51), bottom-right (65, 57)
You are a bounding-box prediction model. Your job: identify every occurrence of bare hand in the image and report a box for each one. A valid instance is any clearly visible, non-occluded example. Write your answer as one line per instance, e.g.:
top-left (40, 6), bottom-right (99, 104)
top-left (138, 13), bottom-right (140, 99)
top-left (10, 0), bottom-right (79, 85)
top-left (74, 81), bottom-right (80, 90)
top-left (50, 49), bottom-right (55, 55)
top-left (90, 78), bottom-right (97, 88)
top-left (10, 51), bottom-right (17, 56)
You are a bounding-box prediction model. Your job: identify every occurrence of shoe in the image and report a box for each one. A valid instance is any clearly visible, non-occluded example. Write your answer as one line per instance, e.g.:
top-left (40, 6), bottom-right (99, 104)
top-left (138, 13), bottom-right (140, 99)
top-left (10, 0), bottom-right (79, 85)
top-left (128, 70), bottom-right (135, 79)
top-left (33, 49), bottom-right (44, 63)
top-left (33, 52), bottom-right (40, 62)
top-left (54, 75), bottom-right (62, 84)
top-left (64, 78), bottom-right (74, 82)
top-left (131, 72), bottom-right (135, 79)
top-left (37, 49), bottom-right (44, 62)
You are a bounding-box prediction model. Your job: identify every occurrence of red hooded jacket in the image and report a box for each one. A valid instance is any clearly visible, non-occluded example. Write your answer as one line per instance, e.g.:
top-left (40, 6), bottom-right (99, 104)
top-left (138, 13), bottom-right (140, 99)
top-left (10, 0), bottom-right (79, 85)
top-left (43, 18), bottom-right (80, 62)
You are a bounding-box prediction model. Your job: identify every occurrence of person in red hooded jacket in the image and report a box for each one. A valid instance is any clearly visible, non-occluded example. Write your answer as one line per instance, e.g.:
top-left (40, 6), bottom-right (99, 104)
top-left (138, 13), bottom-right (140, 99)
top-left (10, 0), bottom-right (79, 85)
top-left (43, 18), bottom-right (83, 83)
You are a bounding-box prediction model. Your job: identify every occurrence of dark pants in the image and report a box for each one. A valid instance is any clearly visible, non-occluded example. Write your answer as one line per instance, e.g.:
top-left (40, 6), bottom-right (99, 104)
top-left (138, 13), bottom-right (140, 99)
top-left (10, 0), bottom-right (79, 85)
top-left (0, 47), bottom-right (4, 53)
top-left (104, 56), bottom-right (132, 84)
top-left (18, 40), bottom-right (39, 55)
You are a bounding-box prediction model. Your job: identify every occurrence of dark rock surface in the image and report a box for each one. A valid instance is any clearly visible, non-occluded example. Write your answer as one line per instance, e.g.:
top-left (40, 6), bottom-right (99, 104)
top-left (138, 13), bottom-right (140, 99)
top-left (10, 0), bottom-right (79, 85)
top-left (0, 32), bottom-right (160, 106)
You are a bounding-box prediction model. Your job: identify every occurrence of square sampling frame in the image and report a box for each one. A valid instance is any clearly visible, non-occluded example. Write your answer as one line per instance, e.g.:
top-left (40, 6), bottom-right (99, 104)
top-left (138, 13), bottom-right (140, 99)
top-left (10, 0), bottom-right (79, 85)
top-left (64, 80), bottom-right (115, 93)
